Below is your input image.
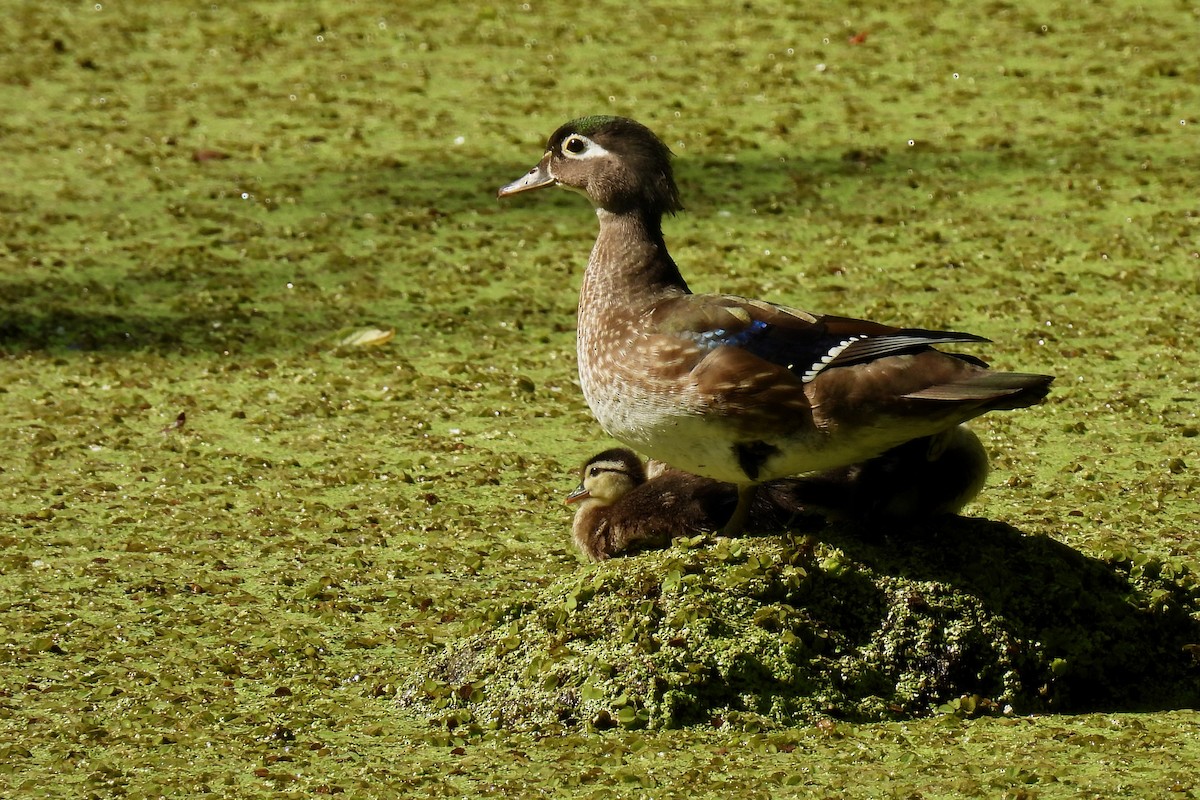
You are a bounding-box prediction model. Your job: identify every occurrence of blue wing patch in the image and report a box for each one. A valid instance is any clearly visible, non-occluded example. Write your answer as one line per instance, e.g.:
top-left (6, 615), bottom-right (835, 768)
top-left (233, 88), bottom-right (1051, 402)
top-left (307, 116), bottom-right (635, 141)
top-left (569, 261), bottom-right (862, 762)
top-left (681, 316), bottom-right (984, 385)
top-left (689, 319), bottom-right (771, 350)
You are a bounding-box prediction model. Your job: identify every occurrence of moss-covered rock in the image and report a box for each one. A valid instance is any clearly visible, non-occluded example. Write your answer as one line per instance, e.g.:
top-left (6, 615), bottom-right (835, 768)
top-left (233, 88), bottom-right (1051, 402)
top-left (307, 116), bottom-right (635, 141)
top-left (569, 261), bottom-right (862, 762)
top-left (406, 521), bottom-right (1200, 732)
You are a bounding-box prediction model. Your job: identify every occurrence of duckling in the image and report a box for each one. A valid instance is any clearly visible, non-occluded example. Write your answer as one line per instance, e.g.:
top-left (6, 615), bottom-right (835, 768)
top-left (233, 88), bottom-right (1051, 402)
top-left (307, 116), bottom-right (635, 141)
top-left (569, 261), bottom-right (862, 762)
top-left (565, 447), bottom-right (810, 561)
top-left (776, 423), bottom-right (990, 521)
top-left (567, 425), bottom-right (989, 561)
top-left (567, 448), bottom-right (687, 560)
top-left (501, 116), bottom-right (1051, 535)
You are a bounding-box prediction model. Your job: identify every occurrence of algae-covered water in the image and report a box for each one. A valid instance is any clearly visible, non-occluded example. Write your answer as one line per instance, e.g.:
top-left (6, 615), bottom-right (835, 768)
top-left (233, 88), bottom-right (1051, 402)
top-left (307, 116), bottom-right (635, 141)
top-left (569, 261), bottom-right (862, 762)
top-left (2, 1), bottom-right (1199, 797)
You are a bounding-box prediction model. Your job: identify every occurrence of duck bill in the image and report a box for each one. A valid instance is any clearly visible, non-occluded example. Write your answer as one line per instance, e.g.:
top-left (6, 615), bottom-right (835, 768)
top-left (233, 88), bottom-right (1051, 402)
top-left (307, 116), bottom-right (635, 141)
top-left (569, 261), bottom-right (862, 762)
top-left (498, 154), bottom-right (556, 198)
top-left (565, 484), bottom-right (590, 504)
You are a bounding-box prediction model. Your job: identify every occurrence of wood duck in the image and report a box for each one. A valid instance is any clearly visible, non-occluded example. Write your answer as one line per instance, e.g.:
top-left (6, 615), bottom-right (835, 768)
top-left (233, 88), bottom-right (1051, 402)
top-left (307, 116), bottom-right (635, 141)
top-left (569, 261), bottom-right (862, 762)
top-left (566, 425), bottom-right (989, 561)
top-left (502, 116), bottom-right (1051, 535)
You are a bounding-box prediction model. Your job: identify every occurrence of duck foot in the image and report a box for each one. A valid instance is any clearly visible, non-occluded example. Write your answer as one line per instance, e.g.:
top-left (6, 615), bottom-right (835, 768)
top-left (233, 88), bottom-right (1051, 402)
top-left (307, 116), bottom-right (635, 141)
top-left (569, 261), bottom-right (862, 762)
top-left (722, 484), bottom-right (760, 536)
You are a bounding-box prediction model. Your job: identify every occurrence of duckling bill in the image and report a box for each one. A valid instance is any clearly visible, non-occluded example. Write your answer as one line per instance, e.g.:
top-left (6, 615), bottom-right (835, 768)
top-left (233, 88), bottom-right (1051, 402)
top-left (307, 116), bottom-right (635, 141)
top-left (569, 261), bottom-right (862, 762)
top-left (503, 116), bottom-right (1051, 536)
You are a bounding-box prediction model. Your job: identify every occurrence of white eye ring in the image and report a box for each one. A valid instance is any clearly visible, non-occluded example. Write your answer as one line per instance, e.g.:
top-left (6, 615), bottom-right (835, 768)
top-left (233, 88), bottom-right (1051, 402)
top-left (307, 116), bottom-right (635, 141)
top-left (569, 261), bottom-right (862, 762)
top-left (560, 134), bottom-right (610, 159)
top-left (563, 135), bottom-right (589, 155)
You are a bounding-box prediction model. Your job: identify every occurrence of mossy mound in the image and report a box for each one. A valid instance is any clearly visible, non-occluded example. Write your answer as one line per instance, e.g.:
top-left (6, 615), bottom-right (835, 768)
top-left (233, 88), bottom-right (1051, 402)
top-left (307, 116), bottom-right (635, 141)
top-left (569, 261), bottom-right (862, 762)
top-left (405, 521), bottom-right (1200, 732)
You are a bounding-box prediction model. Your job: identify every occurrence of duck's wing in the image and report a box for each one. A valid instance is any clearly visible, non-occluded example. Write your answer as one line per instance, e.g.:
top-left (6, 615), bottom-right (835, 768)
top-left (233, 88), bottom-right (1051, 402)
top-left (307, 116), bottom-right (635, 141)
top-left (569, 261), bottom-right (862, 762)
top-left (644, 293), bottom-right (1050, 423)
top-left (650, 294), bottom-right (990, 381)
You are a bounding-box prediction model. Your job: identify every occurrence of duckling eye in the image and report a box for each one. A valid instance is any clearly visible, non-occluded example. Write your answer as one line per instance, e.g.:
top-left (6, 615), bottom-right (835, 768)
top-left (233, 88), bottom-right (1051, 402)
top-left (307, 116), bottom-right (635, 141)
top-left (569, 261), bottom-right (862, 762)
top-left (563, 135), bottom-right (587, 155)
top-left (588, 466), bottom-right (601, 477)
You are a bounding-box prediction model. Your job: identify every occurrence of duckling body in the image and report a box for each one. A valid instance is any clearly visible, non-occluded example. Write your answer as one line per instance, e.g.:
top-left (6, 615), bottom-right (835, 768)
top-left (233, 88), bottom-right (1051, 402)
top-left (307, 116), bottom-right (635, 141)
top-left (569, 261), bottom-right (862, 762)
top-left (566, 448), bottom-right (818, 561)
top-left (503, 116), bottom-right (1051, 533)
top-left (776, 423), bottom-right (990, 521)
top-left (568, 425), bottom-right (990, 561)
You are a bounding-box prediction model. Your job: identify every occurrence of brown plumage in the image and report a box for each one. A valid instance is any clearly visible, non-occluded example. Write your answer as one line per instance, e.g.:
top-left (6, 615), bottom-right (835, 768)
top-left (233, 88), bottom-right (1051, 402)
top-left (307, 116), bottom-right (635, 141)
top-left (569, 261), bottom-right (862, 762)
top-left (565, 448), bottom-right (811, 561)
top-left (502, 116), bottom-right (1050, 536)
top-left (567, 425), bottom-right (989, 561)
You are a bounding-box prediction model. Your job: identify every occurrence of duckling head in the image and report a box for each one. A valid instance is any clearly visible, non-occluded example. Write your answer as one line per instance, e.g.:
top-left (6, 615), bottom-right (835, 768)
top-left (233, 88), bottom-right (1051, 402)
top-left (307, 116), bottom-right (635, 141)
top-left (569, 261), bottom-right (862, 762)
top-left (565, 447), bottom-right (647, 508)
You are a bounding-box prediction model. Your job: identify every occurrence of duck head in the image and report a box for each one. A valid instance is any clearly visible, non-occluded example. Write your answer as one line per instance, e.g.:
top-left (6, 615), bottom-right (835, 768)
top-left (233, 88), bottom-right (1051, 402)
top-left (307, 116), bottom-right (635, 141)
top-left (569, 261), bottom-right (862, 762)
top-left (498, 116), bottom-right (683, 216)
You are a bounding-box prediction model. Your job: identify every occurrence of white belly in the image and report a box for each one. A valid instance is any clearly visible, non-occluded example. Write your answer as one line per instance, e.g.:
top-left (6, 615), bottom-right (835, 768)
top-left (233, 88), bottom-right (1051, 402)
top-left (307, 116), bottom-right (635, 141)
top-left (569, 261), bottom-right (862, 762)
top-left (583, 374), bottom-right (948, 485)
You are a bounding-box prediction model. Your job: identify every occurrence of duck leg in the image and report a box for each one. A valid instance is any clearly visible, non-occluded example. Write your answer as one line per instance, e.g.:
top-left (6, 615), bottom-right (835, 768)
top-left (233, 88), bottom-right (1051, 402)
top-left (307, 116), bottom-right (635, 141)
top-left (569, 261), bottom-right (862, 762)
top-left (722, 484), bottom-right (760, 536)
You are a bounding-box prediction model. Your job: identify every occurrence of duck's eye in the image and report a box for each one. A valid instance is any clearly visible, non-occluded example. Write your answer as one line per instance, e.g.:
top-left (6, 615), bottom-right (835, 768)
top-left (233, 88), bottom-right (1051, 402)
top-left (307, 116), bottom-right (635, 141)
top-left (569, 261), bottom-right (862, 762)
top-left (588, 467), bottom-right (600, 477)
top-left (564, 136), bottom-right (587, 155)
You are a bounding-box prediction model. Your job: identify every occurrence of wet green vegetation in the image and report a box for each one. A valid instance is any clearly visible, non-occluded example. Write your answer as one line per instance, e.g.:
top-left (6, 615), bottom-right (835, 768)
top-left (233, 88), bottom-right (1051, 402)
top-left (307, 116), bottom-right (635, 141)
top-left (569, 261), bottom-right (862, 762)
top-left (2, 0), bottom-right (1199, 797)
top-left (415, 526), bottom-right (1200, 733)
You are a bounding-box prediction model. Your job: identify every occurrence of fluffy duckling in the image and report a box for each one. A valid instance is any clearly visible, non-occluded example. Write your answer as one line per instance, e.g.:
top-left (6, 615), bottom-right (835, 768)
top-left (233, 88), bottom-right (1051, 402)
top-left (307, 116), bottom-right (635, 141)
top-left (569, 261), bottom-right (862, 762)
top-left (777, 423), bottom-right (990, 521)
top-left (565, 448), bottom-right (808, 561)
top-left (567, 425), bottom-right (989, 561)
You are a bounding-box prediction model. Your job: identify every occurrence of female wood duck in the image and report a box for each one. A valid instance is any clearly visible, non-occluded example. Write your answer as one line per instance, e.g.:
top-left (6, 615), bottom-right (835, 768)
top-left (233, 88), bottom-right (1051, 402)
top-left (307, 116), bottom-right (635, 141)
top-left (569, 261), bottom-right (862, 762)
top-left (566, 425), bottom-right (989, 561)
top-left (502, 116), bottom-right (1051, 535)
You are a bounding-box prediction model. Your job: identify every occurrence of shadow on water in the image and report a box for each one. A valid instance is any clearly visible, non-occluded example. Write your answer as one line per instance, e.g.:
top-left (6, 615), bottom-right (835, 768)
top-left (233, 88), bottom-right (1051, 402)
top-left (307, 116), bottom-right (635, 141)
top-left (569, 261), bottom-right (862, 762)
top-left (0, 142), bottom-right (1055, 355)
top-left (0, 158), bottom-right (462, 355)
top-left (0, 308), bottom-right (241, 354)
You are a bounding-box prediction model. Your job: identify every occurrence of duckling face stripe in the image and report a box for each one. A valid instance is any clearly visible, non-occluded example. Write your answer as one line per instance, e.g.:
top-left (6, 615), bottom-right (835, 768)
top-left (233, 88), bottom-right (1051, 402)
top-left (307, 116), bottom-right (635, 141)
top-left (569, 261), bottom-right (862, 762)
top-left (800, 335), bottom-right (867, 383)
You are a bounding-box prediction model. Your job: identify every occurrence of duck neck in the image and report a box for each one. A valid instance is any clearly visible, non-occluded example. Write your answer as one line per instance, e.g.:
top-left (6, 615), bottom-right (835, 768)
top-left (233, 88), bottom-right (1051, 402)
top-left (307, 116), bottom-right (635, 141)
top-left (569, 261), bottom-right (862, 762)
top-left (581, 208), bottom-right (690, 310)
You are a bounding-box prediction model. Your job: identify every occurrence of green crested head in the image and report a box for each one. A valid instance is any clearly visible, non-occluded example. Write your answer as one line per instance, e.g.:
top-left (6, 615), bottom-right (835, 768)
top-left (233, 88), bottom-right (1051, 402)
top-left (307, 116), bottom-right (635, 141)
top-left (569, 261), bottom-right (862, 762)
top-left (565, 115), bottom-right (628, 138)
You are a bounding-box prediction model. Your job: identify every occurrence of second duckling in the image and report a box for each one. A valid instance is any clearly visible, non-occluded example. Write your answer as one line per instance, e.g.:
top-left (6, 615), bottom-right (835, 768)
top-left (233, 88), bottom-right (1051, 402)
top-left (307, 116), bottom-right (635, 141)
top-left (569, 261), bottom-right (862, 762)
top-left (780, 424), bottom-right (990, 522)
